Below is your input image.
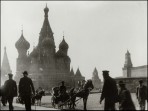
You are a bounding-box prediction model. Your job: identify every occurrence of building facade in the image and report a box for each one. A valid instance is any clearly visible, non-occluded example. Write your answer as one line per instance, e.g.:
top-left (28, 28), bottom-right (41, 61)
top-left (115, 50), bottom-right (147, 92)
top-left (14, 5), bottom-right (85, 90)
top-left (122, 50), bottom-right (147, 77)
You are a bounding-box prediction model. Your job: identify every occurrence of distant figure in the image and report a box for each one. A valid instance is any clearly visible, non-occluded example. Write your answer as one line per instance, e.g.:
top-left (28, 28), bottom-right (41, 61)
top-left (59, 81), bottom-right (66, 94)
top-left (81, 80), bottom-right (86, 89)
top-left (19, 71), bottom-right (35, 110)
top-left (59, 81), bottom-right (68, 102)
top-left (118, 81), bottom-right (136, 110)
top-left (3, 73), bottom-right (17, 110)
top-left (136, 80), bottom-right (147, 110)
top-left (100, 70), bottom-right (118, 110)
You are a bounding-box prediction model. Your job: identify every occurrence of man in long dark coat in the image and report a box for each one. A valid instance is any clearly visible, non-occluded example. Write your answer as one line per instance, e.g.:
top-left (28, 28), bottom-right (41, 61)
top-left (100, 70), bottom-right (118, 110)
top-left (136, 80), bottom-right (147, 110)
top-left (3, 73), bottom-right (17, 110)
top-left (118, 81), bottom-right (135, 110)
top-left (1, 85), bottom-right (7, 106)
top-left (19, 71), bottom-right (35, 110)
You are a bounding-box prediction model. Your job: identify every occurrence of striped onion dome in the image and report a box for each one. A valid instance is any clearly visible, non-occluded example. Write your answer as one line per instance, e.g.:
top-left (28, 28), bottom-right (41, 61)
top-left (59, 37), bottom-right (68, 50)
top-left (15, 33), bottom-right (30, 50)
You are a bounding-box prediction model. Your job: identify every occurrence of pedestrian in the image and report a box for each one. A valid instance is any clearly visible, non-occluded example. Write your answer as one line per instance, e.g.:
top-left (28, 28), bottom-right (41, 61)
top-left (19, 71), bottom-right (35, 110)
top-left (100, 70), bottom-right (118, 110)
top-left (3, 73), bottom-right (17, 110)
top-left (1, 85), bottom-right (7, 106)
top-left (118, 80), bottom-right (136, 110)
top-left (136, 80), bottom-right (147, 110)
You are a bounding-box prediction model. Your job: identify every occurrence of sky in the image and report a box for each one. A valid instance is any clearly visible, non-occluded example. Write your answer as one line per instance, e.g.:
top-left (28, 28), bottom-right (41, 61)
top-left (1, 1), bottom-right (147, 80)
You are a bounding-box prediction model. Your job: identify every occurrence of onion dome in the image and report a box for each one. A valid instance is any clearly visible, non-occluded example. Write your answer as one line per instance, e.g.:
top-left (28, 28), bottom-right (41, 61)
top-left (59, 37), bottom-right (69, 50)
top-left (44, 4), bottom-right (49, 12)
top-left (15, 31), bottom-right (30, 50)
top-left (30, 47), bottom-right (38, 58)
top-left (44, 4), bottom-right (49, 17)
top-left (55, 50), bottom-right (66, 57)
top-left (42, 37), bottom-right (54, 48)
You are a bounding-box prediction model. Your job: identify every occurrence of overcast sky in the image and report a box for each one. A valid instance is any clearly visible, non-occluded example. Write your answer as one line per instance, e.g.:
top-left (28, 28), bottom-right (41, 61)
top-left (1, 1), bottom-right (147, 80)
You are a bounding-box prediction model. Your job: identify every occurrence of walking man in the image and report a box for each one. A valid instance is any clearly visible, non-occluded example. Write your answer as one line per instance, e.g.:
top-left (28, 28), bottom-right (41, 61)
top-left (100, 70), bottom-right (118, 110)
top-left (19, 71), bottom-right (35, 110)
top-left (3, 73), bottom-right (17, 110)
top-left (136, 80), bottom-right (147, 110)
top-left (118, 81), bottom-right (135, 110)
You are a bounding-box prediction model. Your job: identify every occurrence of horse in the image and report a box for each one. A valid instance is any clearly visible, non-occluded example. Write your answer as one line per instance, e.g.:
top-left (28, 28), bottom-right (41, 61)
top-left (51, 87), bottom-right (70, 109)
top-left (69, 80), bottom-right (94, 110)
top-left (32, 90), bottom-right (45, 106)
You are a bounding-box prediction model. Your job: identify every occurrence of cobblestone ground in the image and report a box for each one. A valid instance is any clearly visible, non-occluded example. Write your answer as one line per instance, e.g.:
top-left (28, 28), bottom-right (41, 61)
top-left (1, 93), bottom-right (147, 110)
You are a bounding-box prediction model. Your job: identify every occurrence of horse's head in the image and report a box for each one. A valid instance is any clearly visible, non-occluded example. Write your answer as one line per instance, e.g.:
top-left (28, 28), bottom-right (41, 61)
top-left (39, 90), bottom-right (45, 96)
top-left (52, 87), bottom-right (59, 95)
top-left (85, 80), bottom-right (94, 90)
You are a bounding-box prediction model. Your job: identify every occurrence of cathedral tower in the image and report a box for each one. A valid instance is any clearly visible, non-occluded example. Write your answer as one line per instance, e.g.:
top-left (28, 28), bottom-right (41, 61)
top-left (15, 4), bottom-right (84, 90)
top-left (92, 67), bottom-right (101, 90)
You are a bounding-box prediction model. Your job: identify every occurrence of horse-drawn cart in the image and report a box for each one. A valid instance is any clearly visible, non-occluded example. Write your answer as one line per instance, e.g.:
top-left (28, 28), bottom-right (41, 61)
top-left (51, 80), bottom-right (94, 110)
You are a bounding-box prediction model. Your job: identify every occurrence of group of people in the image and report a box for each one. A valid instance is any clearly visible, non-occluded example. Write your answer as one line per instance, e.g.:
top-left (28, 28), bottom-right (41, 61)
top-left (0, 71), bottom-right (35, 110)
top-left (100, 70), bottom-right (147, 110)
top-left (0, 70), bottom-right (147, 110)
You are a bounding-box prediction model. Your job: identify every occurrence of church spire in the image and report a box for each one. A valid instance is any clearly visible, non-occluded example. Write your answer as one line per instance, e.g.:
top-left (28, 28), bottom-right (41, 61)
top-left (2, 47), bottom-right (11, 72)
top-left (1, 47), bottom-right (12, 83)
top-left (39, 4), bottom-right (54, 46)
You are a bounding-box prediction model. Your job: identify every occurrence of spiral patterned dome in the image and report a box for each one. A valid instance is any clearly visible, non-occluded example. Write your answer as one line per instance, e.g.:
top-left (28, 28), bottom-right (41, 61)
top-left (15, 34), bottom-right (30, 50)
top-left (59, 38), bottom-right (68, 50)
top-left (55, 50), bottom-right (66, 57)
top-left (42, 37), bottom-right (55, 48)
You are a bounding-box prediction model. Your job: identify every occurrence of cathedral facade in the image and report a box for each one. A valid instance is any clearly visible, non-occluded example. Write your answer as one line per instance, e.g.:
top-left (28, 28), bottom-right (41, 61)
top-left (14, 5), bottom-right (85, 90)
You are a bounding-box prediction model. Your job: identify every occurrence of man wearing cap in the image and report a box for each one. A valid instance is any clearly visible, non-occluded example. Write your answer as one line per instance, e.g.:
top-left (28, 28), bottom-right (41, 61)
top-left (19, 71), bottom-right (35, 110)
top-left (3, 73), bottom-right (17, 110)
top-left (118, 80), bottom-right (135, 110)
top-left (100, 70), bottom-right (118, 110)
top-left (136, 80), bottom-right (147, 110)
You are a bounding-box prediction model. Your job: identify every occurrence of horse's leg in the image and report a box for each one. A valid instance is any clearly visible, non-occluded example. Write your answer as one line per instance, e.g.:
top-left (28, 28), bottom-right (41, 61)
top-left (39, 99), bottom-right (41, 106)
top-left (83, 97), bottom-right (88, 110)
